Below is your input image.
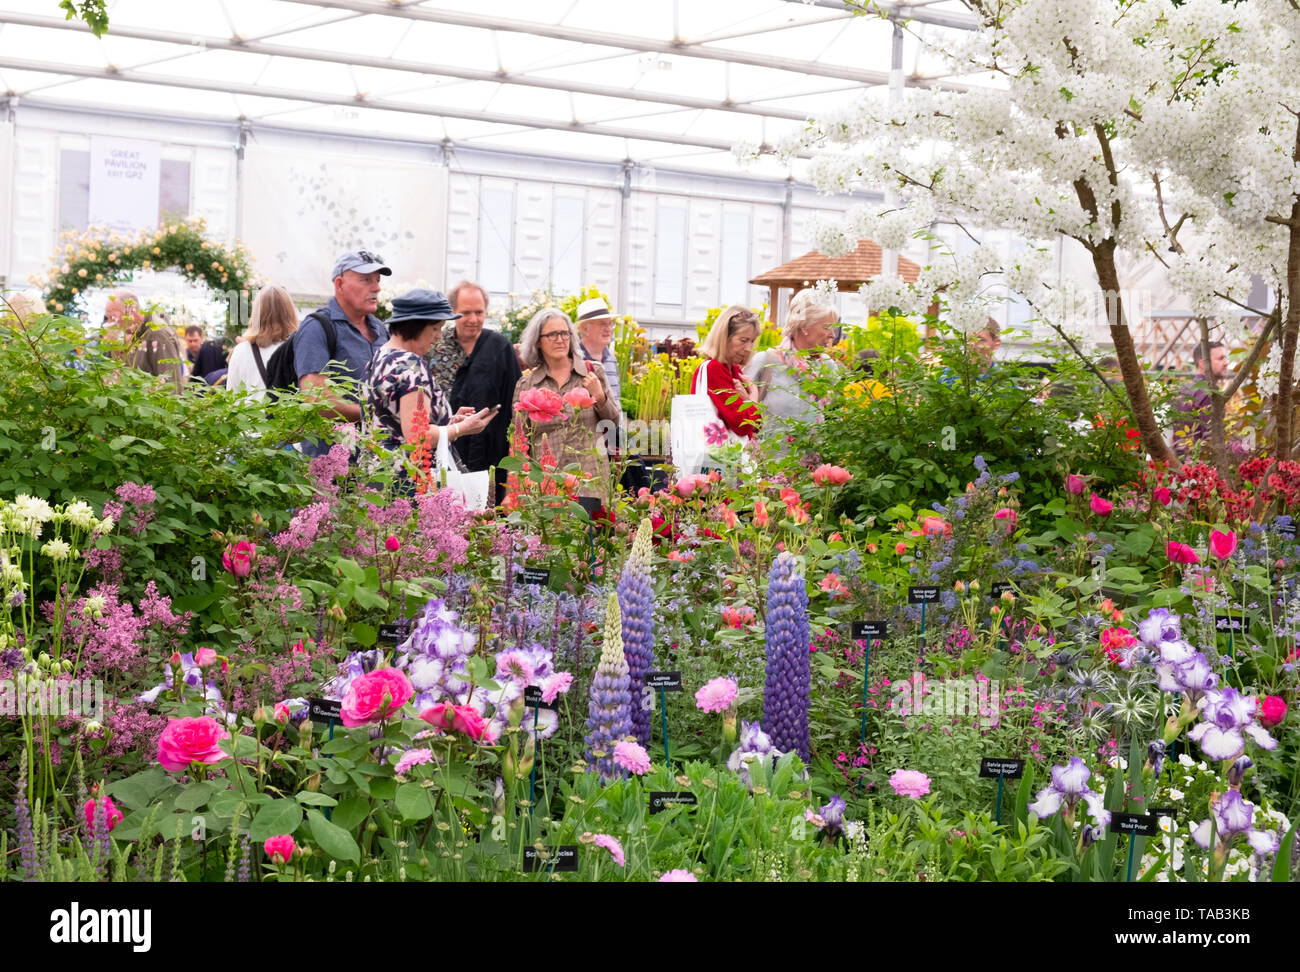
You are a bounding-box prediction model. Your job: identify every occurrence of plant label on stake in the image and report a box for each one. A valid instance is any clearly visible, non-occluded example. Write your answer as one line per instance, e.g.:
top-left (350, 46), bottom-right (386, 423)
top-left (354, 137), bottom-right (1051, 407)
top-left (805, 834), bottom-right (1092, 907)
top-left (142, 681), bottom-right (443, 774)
top-left (522, 845), bottom-right (579, 873)
top-left (850, 621), bottom-right (886, 745)
top-left (522, 685), bottom-right (556, 709)
top-left (308, 698), bottom-right (343, 820)
top-left (516, 566), bottom-right (552, 587)
top-left (1277, 520), bottom-right (1298, 539)
top-left (908, 587), bottom-right (939, 662)
top-left (1112, 813), bottom-right (1159, 882)
top-left (376, 622), bottom-right (406, 646)
top-left (646, 671), bottom-right (681, 763)
top-left (979, 758), bottom-right (1025, 826)
top-left (649, 792), bottom-right (699, 814)
top-left (989, 581), bottom-right (1014, 598)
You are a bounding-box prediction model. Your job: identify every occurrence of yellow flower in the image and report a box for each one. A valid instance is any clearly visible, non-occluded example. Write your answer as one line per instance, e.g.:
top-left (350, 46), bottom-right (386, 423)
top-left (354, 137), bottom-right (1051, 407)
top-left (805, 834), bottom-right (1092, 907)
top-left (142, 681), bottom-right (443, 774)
top-left (211, 261), bottom-right (220, 269)
top-left (185, 264), bottom-right (193, 271)
top-left (141, 260), bottom-right (151, 269)
top-left (54, 303), bottom-right (63, 311)
top-left (95, 273), bottom-right (104, 281)
top-left (152, 246), bottom-right (161, 255)
top-left (108, 252), bottom-right (119, 262)
top-left (70, 287), bottom-right (78, 294)
top-left (77, 268), bottom-right (88, 278)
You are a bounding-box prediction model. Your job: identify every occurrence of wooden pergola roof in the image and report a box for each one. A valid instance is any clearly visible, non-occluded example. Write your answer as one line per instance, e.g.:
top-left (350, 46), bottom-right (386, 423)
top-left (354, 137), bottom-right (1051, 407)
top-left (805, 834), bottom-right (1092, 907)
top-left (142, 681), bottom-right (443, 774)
top-left (750, 239), bottom-right (923, 289)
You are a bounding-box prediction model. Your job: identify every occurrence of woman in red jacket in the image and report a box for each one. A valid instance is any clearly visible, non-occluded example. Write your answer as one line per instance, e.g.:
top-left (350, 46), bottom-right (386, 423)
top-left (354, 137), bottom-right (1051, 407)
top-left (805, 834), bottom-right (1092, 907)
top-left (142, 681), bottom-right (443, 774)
top-left (693, 305), bottom-right (762, 439)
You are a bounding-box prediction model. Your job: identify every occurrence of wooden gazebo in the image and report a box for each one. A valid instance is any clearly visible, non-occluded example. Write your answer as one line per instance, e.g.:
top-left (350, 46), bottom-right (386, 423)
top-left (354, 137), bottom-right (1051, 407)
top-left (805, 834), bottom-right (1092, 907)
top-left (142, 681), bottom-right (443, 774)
top-left (749, 239), bottom-right (923, 323)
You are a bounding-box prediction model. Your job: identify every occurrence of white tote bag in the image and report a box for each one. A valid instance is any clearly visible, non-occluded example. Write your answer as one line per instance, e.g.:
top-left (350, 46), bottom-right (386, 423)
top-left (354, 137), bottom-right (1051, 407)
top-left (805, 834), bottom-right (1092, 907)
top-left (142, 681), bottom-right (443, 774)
top-left (435, 427), bottom-right (490, 510)
top-left (670, 363), bottom-right (744, 476)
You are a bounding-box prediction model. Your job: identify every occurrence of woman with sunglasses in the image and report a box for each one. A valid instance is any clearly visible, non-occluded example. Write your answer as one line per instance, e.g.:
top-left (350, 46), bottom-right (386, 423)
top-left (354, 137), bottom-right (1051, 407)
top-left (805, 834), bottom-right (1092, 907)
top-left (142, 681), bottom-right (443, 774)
top-left (511, 308), bottom-right (620, 505)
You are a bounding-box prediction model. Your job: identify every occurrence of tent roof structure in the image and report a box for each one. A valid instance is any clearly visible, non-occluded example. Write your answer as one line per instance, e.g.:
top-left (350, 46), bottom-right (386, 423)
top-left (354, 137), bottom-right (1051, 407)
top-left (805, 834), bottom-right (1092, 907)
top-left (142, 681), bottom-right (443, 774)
top-left (750, 239), bottom-right (923, 288)
top-left (0, 0), bottom-right (979, 175)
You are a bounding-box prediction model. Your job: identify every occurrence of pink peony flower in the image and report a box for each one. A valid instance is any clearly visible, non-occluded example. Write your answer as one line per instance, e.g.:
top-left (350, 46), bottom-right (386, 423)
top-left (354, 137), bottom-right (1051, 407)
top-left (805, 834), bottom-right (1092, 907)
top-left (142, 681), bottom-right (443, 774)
top-left (1209, 529), bottom-right (1238, 560)
top-left (82, 795), bottom-right (123, 832)
top-left (1064, 473), bottom-right (1085, 495)
top-left (590, 833), bottom-right (625, 867)
top-left (516, 387), bottom-right (565, 423)
top-left (157, 716), bottom-right (230, 772)
top-left (540, 671), bottom-right (574, 704)
top-left (695, 677), bottom-right (738, 713)
top-left (384, 535), bottom-right (401, 552)
top-left (889, 769), bottom-right (931, 799)
top-left (194, 647), bottom-right (218, 668)
top-left (420, 702), bottom-right (492, 741)
top-left (1088, 493), bottom-right (1112, 516)
top-left (263, 834), bottom-right (296, 865)
top-left (1166, 541), bottom-right (1200, 565)
top-left (659, 869), bottom-right (698, 882)
top-left (614, 739), bottom-right (652, 775)
top-left (563, 387), bottom-right (596, 410)
top-left (993, 507), bottom-right (1018, 533)
top-left (340, 668), bottom-right (413, 727)
top-left (1154, 486), bottom-right (1172, 506)
top-left (1258, 696), bottom-right (1287, 728)
top-left (812, 464), bottom-right (853, 487)
top-left (675, 474), bottom-right (710, 498)
top-left (221, 539), bottom-right (256, 579)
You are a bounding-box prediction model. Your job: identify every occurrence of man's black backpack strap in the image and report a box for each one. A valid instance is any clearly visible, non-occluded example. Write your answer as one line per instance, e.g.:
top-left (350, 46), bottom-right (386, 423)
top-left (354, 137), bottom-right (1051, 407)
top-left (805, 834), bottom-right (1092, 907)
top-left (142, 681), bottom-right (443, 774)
top-left (263, 308), bottom-right (339, 400)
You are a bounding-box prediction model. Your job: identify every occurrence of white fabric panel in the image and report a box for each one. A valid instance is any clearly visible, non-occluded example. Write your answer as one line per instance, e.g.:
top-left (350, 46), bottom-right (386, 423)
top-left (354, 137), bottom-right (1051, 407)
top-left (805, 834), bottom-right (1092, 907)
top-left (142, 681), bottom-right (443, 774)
top-left (686, 197), bottom-right (722, 321)
top-left (9, 127), bottom-right (58, 289)
top-left (512, 179), bottom-right (552, 295)
top-left (190, 145), bottom-right (235, 242)
top-left (445, 171), bottom-right (479, 288)
top-left (240, 145), bottom-right (445, 295)
top-left (583, 187), bottom-right (620, 303)
top-left (551, 190), bottom-right (585, 295)
top-left (750, 202), bottom-right (782, 312)
top-left (623, 191), bottom-right (655, 318)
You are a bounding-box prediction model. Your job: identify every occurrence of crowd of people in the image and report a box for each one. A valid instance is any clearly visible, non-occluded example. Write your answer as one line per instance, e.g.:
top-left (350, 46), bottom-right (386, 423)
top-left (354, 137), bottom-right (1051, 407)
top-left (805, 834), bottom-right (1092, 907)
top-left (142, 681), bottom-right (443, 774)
top-left (2, 245), bottom-right (1254, 501)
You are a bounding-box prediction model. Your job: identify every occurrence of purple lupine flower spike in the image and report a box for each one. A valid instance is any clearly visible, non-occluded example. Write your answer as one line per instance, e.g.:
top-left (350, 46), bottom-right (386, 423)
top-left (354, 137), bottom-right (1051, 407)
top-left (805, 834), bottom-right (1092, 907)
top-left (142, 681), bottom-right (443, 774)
top-left (762, 551), bottom-right (811, 761)
top-left (618, 519), bottom-right (656, 748)
top-left (585, 593), bottom-right (633, 782)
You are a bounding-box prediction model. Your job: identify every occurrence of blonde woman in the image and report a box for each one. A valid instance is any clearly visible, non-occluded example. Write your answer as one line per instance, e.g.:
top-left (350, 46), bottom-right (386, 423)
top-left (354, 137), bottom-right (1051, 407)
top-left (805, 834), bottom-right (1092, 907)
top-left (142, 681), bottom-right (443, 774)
top-left (693, 305), bottom-right (762, 439)
top-left (744, 290), bottom-right (840, 430)
top-left (226, 285), bottom-right (300, 400)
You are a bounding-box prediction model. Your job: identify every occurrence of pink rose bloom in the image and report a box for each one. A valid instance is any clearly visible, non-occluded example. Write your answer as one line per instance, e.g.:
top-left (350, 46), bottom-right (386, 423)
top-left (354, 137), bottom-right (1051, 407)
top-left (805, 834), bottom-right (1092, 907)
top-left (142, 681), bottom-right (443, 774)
top-left (659, 869), bottom-right (698, 882)
top-left (812, 464), bottom-right (853, 487)
top-left (221, 539), bottom-right (256, 579)
top-left (563, 387), bottom-right (596, 410)
top-left (340, 668), bottom-right (413, 727)
top-left (1209, 529), bottom-right (1238, 560)
top-left (675, 474), bottom-right (710, 498)
top-left (273, 702), bottom-right (290, 723)
top-left (993, 507), bottom-right (1017, 533)
top-left (1064, 473), bottom-right (1085, 495)
top-left (263, 834), bottom-right (296, 865)
top-left (1154, 486), bottom-right (1172, 506)
top-left (1258, 695), bottom-right (1287, 728)
top-left (590, 833), bottom-right (625, 867)
top-left (384, 535), bottom-right (401, 552)
top-left (195, 647), bottom-right (218, 668)
top-left (157, 716), bottom-right (230, 772)
top-left (919, 516), bottom-right (951, 538)
top-left (695, 676), bottom-right (738, 713)
top-left (889, 769), bottom-right (931, 799)
top-left (83, 795), bottom-right (123, 832)
top-left (894, 541), bottom-right (908, 555)
top-left (540, 672), bottom-right (574, 704)
top-left (517, 387), bottom-right (565, 423)
top-left (820, 573), bottom-right (848, 598)
top-left (1166, 541), bottom-right (1199, 565)
top-left (420, 702), bottom-right (492, 741)
top-left (1088, 493), bottom-right (1113, 516)
top-left (614, 739), bottom-right (652, 775)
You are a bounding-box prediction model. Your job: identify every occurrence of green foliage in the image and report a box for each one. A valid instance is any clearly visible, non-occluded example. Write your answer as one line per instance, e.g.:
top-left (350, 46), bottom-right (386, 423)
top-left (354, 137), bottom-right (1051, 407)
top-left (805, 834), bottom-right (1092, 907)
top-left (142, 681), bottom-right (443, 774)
top-left (59, 0), bottom-right (109, 36)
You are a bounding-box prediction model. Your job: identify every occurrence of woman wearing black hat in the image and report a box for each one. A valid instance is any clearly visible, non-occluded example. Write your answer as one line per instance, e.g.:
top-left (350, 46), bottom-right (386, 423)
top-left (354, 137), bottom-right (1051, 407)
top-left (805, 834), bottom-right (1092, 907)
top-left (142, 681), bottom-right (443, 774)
top-left (365, 289), bottom-right (494, 488)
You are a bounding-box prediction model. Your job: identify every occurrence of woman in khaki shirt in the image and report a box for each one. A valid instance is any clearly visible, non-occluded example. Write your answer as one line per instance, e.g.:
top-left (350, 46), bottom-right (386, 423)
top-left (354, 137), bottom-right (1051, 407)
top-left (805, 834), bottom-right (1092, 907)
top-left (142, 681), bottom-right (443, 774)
top-left (511, 308), bottom-right (620, 505)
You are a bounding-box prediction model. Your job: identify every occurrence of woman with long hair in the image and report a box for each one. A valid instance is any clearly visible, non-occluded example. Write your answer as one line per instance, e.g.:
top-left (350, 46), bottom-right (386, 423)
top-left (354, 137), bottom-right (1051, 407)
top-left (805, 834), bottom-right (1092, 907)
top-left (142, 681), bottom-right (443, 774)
top-left (226, 285), bottom-right (299, 400)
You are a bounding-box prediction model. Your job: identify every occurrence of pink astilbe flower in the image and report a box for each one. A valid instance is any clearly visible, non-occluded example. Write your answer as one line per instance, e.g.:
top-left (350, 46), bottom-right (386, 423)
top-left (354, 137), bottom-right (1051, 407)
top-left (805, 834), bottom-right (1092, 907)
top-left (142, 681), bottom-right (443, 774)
top-left (114, 482), bottom-right (157, 535)
top-left (273, 502), bottom-right (333, 554)
top-left (309, 443), bottom-right (351, 495)
top-left (613, 739), bottom-right (652, 775)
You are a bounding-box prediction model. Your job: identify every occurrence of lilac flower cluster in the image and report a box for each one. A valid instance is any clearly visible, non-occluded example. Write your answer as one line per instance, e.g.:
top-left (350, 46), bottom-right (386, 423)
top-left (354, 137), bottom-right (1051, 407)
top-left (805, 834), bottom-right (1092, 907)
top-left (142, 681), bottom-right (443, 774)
top-left (618, 520), bottom-right (655, 748)
top-left (272, 502), bottom-right (332, 554)
top-left (762, 552), bottom-right (810, 761)
top-left (585, 593), bottom-right (633, 782)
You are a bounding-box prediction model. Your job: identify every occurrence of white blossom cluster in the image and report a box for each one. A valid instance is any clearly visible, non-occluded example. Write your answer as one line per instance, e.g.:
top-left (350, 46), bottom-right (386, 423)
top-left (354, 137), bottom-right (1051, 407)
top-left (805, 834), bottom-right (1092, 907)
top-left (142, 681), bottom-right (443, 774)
top-left (781, 0), bottom-right (1300, 339)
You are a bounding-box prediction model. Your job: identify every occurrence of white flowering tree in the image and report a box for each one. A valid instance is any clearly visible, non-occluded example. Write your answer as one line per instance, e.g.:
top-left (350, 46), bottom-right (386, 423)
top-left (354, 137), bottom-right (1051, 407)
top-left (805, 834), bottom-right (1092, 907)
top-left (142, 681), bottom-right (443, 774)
top-left (774, 0), bottom-right (1300, 468)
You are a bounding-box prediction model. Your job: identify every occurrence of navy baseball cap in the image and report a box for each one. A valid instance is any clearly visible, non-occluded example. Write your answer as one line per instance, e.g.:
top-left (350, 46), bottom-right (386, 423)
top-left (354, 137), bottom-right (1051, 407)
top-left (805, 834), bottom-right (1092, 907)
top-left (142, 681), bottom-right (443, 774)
top-left (331, 249), bottom-right (392, 279)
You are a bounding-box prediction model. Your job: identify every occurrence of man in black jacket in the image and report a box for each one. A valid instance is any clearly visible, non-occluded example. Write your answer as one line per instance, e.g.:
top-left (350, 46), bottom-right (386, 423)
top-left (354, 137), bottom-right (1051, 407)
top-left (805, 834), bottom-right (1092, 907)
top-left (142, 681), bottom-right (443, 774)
top-left (431, 280), bottom-right (521, 503)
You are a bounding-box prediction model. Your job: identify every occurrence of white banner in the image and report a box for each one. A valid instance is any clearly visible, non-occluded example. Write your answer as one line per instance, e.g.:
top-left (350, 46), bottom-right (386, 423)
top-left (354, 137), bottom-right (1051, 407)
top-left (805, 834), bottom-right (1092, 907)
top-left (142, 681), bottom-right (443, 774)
top-left (88, 136), bottom-right (161, 234)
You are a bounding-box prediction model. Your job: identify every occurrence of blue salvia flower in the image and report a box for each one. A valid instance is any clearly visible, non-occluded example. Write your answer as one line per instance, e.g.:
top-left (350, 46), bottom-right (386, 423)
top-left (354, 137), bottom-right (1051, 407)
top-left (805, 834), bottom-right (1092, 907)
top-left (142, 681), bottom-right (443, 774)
top-left (619, 519), bottom-right (656, 748)
top-left (15, 772), bottom-right (37, 881)
top-left (762, 552), bottom-right (811, 761)
top-left (237, 836), bottom-right (251, 883)
top-left (585, 593), bottom-right (633, 782)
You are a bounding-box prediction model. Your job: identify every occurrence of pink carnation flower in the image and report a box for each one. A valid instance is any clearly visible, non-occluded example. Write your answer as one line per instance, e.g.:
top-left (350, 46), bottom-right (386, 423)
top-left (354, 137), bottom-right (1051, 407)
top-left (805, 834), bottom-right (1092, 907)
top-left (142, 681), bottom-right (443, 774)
top-left (695, 677), bottom-right (738, 713)
top-left (614, 739), bottom-right (652, 775)
top-left (889, 769), bottom-right (931, 799)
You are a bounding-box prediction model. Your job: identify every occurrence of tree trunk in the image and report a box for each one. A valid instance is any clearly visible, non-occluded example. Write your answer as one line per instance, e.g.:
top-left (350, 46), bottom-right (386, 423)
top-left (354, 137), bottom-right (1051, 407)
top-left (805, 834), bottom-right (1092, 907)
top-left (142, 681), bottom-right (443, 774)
top-left (1274, 204), bottom-right (1300, 461)
top-left (1200, 318), bottom-right (1231, 477)
top-left (1092, 241), bottom-right (1178, 466)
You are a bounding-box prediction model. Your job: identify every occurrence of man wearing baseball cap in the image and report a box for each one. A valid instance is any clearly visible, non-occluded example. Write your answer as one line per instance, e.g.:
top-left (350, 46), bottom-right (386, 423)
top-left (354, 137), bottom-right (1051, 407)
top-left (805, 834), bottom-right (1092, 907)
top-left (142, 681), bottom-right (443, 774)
top-left (294, 249), bottom-right (392, 456)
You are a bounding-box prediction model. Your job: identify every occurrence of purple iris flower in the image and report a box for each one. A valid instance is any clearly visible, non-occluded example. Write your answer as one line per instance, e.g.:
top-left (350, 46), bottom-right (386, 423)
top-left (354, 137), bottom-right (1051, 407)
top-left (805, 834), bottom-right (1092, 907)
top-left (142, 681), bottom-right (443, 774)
top-left (1187, 687), bottom-right (1278, 761)
top-left (1028, 756), bottom-right (1111, 827)
top-left (820, 794), bottom-right (847, 831)
top-left (1190, 789), bottom-right (1256, 849)
top-left (1138, 608), bottom-right (1181, 647)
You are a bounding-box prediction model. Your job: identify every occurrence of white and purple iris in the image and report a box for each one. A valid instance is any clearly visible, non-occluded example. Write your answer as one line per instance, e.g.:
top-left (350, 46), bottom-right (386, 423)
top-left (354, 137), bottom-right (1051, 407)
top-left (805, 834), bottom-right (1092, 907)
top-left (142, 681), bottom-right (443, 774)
top-left (727, 720), bottom-right (783, 789)
top-left (1189, 789), bottom-right (1280, 859)
top-left (138, 652), bottom-right (229, 722)
top-left (1028, 757), bottom-right (1112, 827)
top-left (1186, 687), bottom-right (1278, 761)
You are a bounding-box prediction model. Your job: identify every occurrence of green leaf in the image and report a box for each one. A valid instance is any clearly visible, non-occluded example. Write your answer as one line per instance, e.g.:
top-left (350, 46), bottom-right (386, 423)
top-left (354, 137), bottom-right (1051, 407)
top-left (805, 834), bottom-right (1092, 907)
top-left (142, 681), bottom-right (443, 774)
top-left (351, 621), bottom-right (378, 648)
top-left (307, 809), bottom-right (361, 863)
top-left (173, 781), bottom-right (214, 812)
top-left (294, 792), bottom-right (339, 807)
top-left (329, 795), bottom-right (371, 832)
top-left (249, 798), bottom-right (305, 843)
top-left (1273, 822), bottom-right (1297, 882)
top-left (395, 782), bottom-right (437, 821)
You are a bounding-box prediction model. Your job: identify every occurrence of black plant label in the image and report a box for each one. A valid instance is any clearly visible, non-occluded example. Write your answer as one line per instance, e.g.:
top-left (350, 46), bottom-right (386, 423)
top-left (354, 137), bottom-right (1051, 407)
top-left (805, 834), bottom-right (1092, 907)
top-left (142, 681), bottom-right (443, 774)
top-left (1111, 813), bottom-right (1159, 837)
top-left (645, 671), bottom-right (683, 691)
top-left (307, 698), bottom-right (342, 722)
top-left (649, 792), bottom-right (698, 814)
top-left (908, 586), bottom-right (940, 604)
top-left (851, 620), bottom-right (888, 639)
top-left (522, 845), bottom-right (579, 872)
top-left (978, 758), bottom-right (1025, 779)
